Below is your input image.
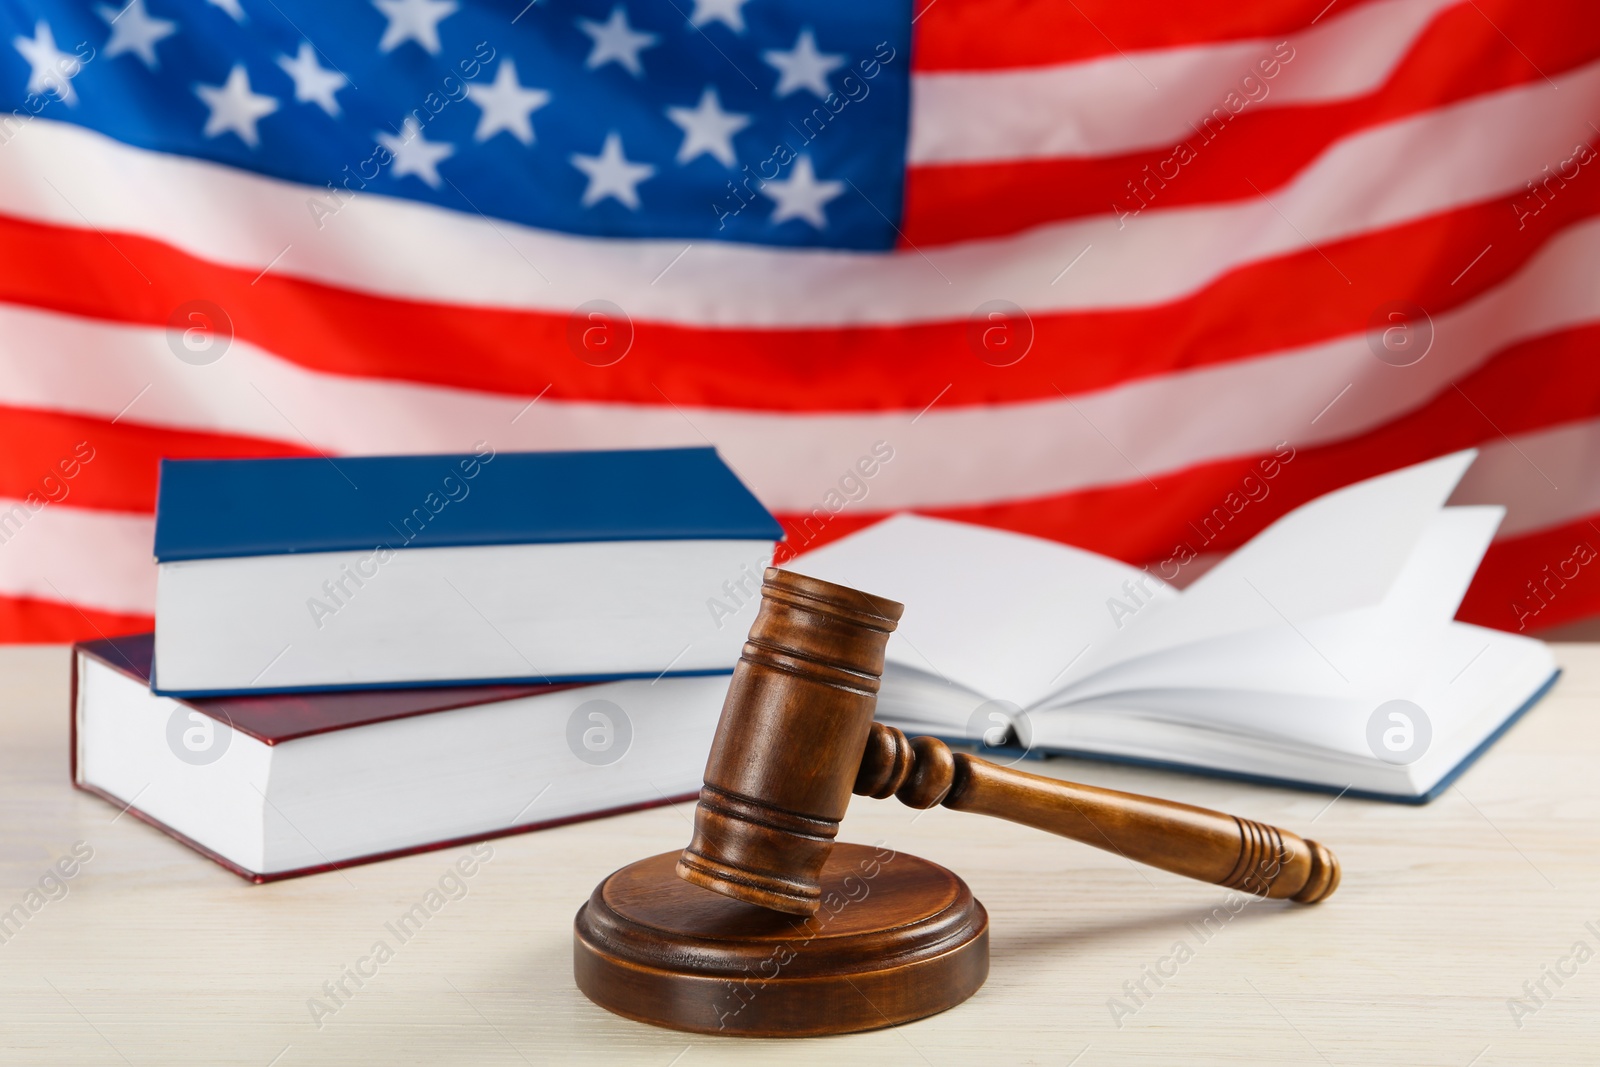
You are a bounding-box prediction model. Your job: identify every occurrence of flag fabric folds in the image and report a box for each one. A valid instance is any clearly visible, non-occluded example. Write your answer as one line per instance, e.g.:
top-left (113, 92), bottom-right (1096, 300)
top-left (1, 0), bottom-right (1597, 640)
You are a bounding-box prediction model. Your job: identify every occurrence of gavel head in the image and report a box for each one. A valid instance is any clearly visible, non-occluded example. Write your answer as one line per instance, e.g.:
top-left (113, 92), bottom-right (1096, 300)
top-left (676, 568), bottom-right (903, 916)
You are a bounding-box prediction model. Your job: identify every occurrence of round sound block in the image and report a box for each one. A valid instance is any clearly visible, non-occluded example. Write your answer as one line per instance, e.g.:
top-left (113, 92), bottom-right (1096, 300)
top-left (573, 842), bottom-right (989, 1037)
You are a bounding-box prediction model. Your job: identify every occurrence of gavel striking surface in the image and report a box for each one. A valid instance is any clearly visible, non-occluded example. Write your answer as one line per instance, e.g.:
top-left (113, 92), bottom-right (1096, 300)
top-left (573, 843), bottom-right (989, 1036)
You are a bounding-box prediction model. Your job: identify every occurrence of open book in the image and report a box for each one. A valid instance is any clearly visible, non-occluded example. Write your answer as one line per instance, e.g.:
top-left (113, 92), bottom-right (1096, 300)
top-left (790, 452), bottom-right (1557, 803)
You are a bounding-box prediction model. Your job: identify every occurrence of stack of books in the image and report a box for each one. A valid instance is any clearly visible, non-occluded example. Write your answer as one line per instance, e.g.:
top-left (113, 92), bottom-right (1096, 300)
top-left (71, 446), bottom-right (782, 881)
top-left (76, 444), bottom-right (1558, 881)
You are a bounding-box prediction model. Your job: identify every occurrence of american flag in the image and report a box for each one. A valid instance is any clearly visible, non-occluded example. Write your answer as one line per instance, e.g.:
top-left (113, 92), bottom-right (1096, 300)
top-left (1, 0), bottom-right (1598, 641)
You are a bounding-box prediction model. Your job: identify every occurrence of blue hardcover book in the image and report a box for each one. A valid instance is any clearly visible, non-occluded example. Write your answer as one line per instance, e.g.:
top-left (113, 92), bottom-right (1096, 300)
top-left (152, 447), bottom-right (783, 696)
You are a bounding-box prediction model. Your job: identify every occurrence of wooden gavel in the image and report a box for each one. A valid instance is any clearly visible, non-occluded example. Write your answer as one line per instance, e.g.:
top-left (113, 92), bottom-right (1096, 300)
top-left (677, 568), bottom-right (1340, 915)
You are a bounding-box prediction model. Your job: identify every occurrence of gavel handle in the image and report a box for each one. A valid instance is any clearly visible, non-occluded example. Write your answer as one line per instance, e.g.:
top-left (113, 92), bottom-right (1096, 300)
top-left (855, 725), bottom-right (1340, 903)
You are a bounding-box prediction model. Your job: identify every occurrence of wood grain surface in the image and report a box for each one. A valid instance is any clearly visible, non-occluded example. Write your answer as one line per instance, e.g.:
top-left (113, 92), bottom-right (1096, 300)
top-left (856, 724), bottom-right (1340, 903)
top-left (2, 643), bottom-right (1597, 1066)
top-left (577, 843), bottom-right (987, 1036)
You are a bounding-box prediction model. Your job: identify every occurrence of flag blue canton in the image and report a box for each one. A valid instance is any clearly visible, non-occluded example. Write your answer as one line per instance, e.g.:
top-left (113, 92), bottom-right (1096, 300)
top-left (1, 0), bottom-right (912, 249)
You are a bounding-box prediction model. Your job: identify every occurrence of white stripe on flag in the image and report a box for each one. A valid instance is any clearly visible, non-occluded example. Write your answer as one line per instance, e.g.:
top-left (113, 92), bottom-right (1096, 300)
top-left (1452, 419), bottom-right (1600, 539)
top-left (0, 62), bottom-right (1593, 323)
top-left (908, 0), bottom-right (1458, 164)
top-left (5, 417), bottom-right (1598, 617)
top-left (0, 498), bottom-right (154, 615)
top-left (3, 210), bottom-right (1600, 510)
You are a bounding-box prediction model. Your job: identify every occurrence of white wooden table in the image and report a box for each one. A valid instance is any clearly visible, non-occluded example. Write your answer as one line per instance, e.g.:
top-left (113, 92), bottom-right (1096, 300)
top-left (2, 643), bottom-right (1597, 1065)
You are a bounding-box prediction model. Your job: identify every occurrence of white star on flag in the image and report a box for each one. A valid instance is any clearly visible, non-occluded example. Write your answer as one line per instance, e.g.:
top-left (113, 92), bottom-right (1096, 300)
top-left (277, 42), bottom-right (347, 117)
top-left (666, 87), bottom-right (750, 167)
top-left (465, 59), bottom-right (551, 145)
top-left (763, 28), bottom-right (844, 99)
top-left (762, 154), bottom-right (844, 228)
top-left (96, 0), bottom-right (178, 71)
top-left (13, 21), bottom-right (84, 106)
top-left (194, 64), bottom-right (279, 148)
top-left (689, 0), bottom-right (751, 33)
top-left (204, 0), bottom-right (245, 22)
top-left (377, 116), bottom-right (455, 187)
top-left (374, 0), bottom-right (458, 56)
top-left (578, 6), bottom-right (658, 78)
top-left (571, 132), bottom-right (655, 209)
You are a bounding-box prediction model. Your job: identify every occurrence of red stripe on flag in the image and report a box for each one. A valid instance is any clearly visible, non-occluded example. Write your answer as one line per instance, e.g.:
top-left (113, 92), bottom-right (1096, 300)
top-left (773, 320), bottom-right (1600, 564)
top-left (904, 1), bottom-right (1600, 245)
top-left (1459, 515), bottom-right (1600, 633)
top-left (0, 405), bottom-right (314, 514)
top-left (3, 317), bottom-right (1595, 642)
top-left (0, 594), bottom-right (150, 645)
top-left (1, 187), bottom-right (1596, 414)
top-left (5, 317), bottom-right (1600, 545)
top-left (910, 0), bottom-right (1389, 71)
top-left (6, 303), bottom-right (1593, 559)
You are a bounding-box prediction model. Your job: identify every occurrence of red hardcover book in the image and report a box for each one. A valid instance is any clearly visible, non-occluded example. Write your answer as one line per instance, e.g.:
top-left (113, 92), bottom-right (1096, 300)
top-left (71, 635), bottom-right (727, 882)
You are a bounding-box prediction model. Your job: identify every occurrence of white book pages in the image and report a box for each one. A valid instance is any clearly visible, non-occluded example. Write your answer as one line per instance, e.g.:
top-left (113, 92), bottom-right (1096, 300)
top-left (1376, 504), bottom-right (1503, 626)
top-left (788, 513), bottom-right (1175, 706)
top-left (1031, 623), bottom-right (1552, 795)
top-left (1058, 450), bottom-right (1479, 688)
top-left (1053, 504), bottom-right (1507, 713)
top-left (154, 538), bottom-right (775, 693)
top-left (75, 653), bottom-right (730, 876)
top-left (790, 453), bottom-right (1554, 798)
top-left (1035, 610), bottom-right (1473, 752)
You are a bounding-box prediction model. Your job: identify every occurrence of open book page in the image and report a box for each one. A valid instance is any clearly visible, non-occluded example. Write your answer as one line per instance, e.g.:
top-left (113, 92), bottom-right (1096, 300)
top-left (1037, 622), bottom-right (1552, 795)
top-left (788, 514), bottom-right (1175, 707)
top-left (1043, 504), bottom-right (1506, 731)
top-left (1052, 450), bottom-right (1480, 692)
top-left (1365, 505), bottom-right (1504, 627)
top-left (813, 457), bottom-right (1556, 799)
top-left (870, 617), bottom-right (1551, 797)
top-left (1014, 502), bottom-right (1555, 794)
top-left (871, 666), bottom-right (992, 739)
